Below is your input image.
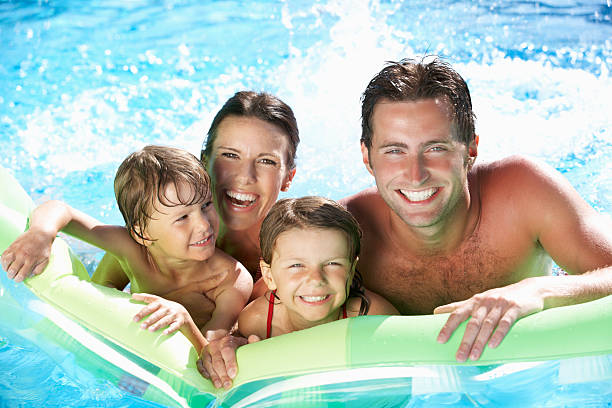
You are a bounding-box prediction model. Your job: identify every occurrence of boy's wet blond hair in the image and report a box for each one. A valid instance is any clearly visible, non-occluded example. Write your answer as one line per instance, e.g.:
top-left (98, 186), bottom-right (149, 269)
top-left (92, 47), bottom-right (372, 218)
top-left (114, 145), bottom-right (211, 242)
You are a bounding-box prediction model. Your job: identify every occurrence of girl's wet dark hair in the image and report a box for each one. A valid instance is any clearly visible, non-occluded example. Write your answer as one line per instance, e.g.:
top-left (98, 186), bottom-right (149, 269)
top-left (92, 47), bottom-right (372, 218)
top-left (201, 91), bottom-right (300, 169)
top-left (260, 196), bottom-right (370, 315)
top-left (361, 57), bottom-right (476, 149)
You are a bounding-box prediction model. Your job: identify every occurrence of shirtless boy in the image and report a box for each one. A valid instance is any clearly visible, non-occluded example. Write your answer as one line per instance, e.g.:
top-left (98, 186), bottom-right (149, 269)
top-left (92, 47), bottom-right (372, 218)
top-left (1, 145), bottom-right (253, 353)
top-left (343, 57), bottom-right (612, 361)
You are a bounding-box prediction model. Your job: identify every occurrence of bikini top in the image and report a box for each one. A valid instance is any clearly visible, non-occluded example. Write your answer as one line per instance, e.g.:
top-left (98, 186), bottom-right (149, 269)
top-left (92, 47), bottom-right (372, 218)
top-left (266, 289), bottom-right (348, 339)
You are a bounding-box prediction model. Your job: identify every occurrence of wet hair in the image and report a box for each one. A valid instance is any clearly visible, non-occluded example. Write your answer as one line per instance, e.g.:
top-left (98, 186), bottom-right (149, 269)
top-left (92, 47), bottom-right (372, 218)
top-left (260, 196), bottom-right (370, 315)
top-left (114, 145), bottom-right (211, 243)
top-left (201, 91), bottom-right (300, 169)
top-left (361, 57), bottom-right (476, 149)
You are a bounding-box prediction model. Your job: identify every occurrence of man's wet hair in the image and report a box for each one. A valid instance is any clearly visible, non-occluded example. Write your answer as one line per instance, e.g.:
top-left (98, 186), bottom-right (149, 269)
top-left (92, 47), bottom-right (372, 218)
top-left (361, 57), bottom-right (476, 149)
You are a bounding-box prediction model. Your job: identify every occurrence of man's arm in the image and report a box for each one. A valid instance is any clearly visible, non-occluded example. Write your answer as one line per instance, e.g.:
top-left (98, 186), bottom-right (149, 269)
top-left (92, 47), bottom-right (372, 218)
top-left (435, 156), bottom-right (612, 361)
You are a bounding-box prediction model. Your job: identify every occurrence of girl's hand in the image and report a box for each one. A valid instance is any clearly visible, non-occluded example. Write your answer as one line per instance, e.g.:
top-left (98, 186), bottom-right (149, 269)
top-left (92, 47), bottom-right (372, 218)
top-left (132, 293), bottom-right (190, 335)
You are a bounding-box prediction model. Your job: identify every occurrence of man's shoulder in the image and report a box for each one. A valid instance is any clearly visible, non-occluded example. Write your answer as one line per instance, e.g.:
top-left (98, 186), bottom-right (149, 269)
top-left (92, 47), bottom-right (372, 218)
top-left (341, 186), bottom-right (385, 211)
top-left (475, 155), bottom-right (560, 191)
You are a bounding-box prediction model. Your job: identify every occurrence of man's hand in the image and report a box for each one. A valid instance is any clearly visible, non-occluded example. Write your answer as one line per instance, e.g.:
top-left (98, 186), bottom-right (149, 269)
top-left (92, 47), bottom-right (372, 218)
top-left (1, 228), bottom-right (54, 282)
top-left (197, 334), bottom-right (260, 389)
top-left (434, 278), bottom-right (544, 362)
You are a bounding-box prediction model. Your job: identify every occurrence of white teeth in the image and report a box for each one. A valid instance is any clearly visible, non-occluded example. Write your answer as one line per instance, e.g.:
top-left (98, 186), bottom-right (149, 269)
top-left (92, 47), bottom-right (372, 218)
top-left (300, 295), bottom-right (328, 302)
top-left (193, 237), bottom-right (210, 245)
top-left (226, 190), bottom-right (256, 202)
top-left (400, 188), bottom-right (437, 202)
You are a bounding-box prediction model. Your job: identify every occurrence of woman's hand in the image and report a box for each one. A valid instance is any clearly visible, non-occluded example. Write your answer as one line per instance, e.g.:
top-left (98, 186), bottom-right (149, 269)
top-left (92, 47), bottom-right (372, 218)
top-left (197, 334), bottom-right (260, 389)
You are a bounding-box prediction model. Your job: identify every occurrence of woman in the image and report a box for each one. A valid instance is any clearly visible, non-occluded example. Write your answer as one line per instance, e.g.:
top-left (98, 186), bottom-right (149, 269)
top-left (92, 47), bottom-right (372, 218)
top-left (92, 91), bottom-right (299, 300)
top-left (201, 91), bottom-right (298, 298)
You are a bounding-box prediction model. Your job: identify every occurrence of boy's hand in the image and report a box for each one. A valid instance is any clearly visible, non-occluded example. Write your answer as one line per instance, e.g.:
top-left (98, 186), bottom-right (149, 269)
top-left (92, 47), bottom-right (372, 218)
top-left (197, 334), bottom-right (260, 389)
top-left (1, 228), bottom-right (54, 282)
top-left (132, 293), bottom-right (191, 335)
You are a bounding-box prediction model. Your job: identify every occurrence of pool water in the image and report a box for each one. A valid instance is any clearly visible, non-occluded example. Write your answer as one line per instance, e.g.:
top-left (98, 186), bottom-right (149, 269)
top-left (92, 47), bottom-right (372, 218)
top-left (1, 0), bottom-right (611, 406)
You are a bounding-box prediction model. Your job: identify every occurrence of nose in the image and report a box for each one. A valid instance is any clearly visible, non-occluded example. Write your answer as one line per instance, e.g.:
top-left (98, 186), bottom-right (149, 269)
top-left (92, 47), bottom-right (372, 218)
top-left (193, 208), bottom-right (213, 232)
top-left (235, 160), bottom-right (257, 185)
top-left (305, 266), bottom-right (326, 284)
top-left (404, 153), bottom-right (429, 185)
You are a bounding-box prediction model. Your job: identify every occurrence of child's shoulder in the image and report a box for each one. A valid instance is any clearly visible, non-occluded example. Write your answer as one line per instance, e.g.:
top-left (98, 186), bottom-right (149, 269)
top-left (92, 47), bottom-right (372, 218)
top-left (238, 295), bottom-right (269, 338)
top-left (346, 288), bottom-right (399, 317)
top-left (201, 248), bottom-right (253, 300)
top-left (206, 247), bottom-right (244, 271)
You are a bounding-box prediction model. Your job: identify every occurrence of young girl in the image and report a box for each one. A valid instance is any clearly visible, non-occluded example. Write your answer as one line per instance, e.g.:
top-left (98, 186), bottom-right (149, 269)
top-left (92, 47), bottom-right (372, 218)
top-left (237, 196), bottom-right (398, 339)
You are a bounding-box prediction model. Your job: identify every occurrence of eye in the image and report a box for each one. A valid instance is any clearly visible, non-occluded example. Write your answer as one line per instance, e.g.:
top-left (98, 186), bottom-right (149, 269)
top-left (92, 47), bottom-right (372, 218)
top-left (258, 158), bottom-right (278, 166)
top-left (175, 214), bottom-right (188, 222)
top-left (201, 201), bottom-right (213, 211)
top-left (427, 145), bottom-right (447, 153)
top-left (326, 261), bottom-right (342, 266)
top-left (289, 263), bottom-right (304, 268)
top-left (221, 152), bottom-right (239, 159)
top-left (384, 148), bottom-right (402, 155)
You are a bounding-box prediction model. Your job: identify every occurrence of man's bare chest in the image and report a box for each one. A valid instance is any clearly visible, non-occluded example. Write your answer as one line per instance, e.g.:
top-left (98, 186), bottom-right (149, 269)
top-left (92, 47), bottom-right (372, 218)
top-left (359, 235), bottom-right (550, 315)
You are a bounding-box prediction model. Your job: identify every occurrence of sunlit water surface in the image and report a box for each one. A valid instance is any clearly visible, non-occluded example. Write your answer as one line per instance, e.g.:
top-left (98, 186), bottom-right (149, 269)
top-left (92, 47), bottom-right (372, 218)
top-left (1, 0), bottom-right (611, 407)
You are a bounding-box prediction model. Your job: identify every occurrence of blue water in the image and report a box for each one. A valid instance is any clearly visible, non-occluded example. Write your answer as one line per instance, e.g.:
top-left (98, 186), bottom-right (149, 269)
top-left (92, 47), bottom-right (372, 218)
top-left (1, 0), bottom-right (611, 406)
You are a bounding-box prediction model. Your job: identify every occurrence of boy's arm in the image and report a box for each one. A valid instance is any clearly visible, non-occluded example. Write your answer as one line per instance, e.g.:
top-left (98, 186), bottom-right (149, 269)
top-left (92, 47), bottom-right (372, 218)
top-left (201, 264), bottom-right (253, 340)
top-left (2, 200), bottom-right (73, 281)
top-left (92, 252), bottom-right (130, 290)
top-left (2, 200), bottom-right (137, 283)
top-left (132, 293), bottom-right (208, 354)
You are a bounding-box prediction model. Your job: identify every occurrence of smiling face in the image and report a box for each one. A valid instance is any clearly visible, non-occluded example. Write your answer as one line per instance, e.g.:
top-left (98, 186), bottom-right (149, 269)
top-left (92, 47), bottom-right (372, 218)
top-left (206, 116), bottom-right (295, 234)
top-left (362, 98), bottom-right (477, 230)
top-left (261, 227), bottom-right (354, 328)
top-left (141, 181), bottom-right (219, 262)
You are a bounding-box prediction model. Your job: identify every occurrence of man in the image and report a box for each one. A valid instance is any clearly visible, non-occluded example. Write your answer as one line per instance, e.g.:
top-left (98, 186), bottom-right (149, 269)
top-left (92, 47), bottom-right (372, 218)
top-left (199, 57), bottom-right (612, 388)
top-left (343, 57), bottom-right (612, 362)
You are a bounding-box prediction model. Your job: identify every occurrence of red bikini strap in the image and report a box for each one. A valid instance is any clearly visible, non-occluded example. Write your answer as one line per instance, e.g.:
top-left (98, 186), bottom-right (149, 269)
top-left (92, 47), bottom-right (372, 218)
top-left (342, 303), bottom-right (347, 319)
top-left (266, 289), bottom-right (276, 339)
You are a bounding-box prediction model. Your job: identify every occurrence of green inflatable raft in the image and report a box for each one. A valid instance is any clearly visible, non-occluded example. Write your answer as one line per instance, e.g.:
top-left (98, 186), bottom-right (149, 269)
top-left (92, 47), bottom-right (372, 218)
top-left (1, 165), bottom-right (611, 407)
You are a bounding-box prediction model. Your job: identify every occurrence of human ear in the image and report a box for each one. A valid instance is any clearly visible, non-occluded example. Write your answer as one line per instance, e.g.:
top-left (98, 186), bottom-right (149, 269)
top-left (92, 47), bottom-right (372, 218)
top-left (130, 225), bottom-right (152, 247)
top-left (260, 259), bottom-right (277, 290)
top-left (466, 135), bottom-right (479, 169)
top-left (360, 143), bottom-right (374, 176)
top-left (281, 168), bottom-right (296, 192)
top-left (469, 135), bottom-right (479, 158)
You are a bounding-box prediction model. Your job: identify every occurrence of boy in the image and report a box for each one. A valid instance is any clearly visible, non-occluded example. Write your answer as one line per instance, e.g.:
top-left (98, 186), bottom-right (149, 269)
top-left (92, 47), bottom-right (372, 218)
top-left (1, 145), bottom-right (252, 353)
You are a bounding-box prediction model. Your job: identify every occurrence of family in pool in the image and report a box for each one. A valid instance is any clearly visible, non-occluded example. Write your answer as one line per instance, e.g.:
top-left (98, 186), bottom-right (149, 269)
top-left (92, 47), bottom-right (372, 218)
top-left (2, 57), bottom-right (612, 390)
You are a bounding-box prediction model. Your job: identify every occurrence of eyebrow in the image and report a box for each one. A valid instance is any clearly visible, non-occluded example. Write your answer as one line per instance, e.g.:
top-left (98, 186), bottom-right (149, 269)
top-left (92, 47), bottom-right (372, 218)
top-left (378, 138), bottom-right (454, 149)
top-left (216, 145), bottom-right (283, 159)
